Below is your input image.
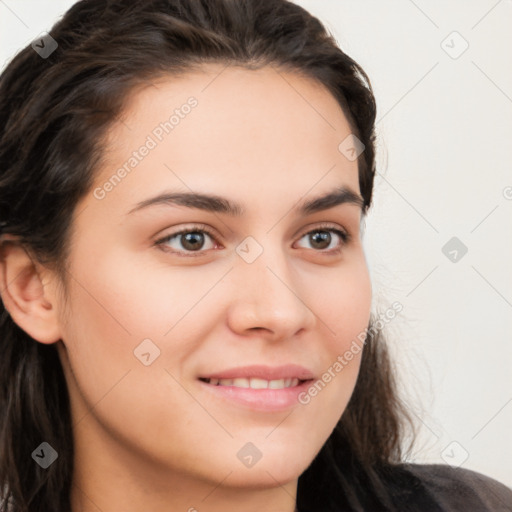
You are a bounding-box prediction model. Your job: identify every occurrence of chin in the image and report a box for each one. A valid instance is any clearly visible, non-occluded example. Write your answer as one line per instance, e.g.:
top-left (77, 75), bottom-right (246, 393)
top-left (226, 448), bottom-right (315, 489)
top-left (220, 463), bottom-right (305, 489)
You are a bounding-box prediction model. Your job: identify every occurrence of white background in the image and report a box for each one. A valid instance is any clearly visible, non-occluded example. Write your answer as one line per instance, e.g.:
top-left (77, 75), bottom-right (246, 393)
top-left (1, 0), bottom-right (511, 488)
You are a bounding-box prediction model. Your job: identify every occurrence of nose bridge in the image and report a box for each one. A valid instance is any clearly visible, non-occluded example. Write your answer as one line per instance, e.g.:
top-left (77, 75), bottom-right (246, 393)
top-left (228, 232), bottom-right (316, 335)
top-left (238, 232), bottom-right (293, 292)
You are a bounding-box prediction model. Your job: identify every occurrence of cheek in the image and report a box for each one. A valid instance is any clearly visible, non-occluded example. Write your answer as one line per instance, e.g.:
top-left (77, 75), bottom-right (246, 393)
top-left (57, 245), bottom-right (231, 420)
top-left (308, 256), bottom-right (372, 349)
top-left (303, 258), bottom-right (371, 413)
top-left (63, 245), bottom-right (205, 341)
top-left (57, 252), bottom-right (213, 470)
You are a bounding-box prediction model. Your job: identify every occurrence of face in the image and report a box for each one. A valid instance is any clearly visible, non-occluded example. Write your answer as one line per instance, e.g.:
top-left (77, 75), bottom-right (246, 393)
top-left (54, 64), bottom-right (372, 495)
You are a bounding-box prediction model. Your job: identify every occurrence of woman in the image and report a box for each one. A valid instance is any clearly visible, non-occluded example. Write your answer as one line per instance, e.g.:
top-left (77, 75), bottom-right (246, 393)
top-left (0, 1), bottom-right (511, 511)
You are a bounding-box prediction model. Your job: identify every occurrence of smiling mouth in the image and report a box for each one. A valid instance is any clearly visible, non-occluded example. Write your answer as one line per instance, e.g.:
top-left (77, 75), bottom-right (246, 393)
top-left (198, 377), bottom-right (311, 389)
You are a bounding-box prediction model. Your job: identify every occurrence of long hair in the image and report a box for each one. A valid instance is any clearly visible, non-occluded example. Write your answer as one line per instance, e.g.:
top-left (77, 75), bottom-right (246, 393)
top-left (0, 1), bottom-right (415, 510)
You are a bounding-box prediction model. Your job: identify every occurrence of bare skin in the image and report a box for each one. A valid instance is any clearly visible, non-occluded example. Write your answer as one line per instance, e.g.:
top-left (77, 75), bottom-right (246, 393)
top-left (0, 64), bottom-right (372, 512)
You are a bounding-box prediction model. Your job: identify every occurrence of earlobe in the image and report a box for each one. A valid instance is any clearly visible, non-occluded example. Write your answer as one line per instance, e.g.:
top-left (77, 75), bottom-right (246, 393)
top-left (0, 238), bottom-right (62, 344)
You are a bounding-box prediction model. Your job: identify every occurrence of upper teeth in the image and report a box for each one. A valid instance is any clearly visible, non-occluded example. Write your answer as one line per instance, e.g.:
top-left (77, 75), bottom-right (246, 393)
top-left (205, 377), bottom-right (300, 389)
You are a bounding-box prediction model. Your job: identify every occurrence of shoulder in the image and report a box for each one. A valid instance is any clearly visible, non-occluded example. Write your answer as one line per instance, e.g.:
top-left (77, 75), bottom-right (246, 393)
top-left (386, 462), bottom-right (512, 511)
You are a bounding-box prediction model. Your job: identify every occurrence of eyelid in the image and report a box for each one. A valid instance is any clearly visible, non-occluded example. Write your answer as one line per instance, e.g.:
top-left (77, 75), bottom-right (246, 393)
top-left (295, 221), bottom-right (350, 241)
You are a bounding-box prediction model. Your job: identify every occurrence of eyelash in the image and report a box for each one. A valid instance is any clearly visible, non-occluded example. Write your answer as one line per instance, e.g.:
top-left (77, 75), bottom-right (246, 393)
top-left (154, 222), bottom-right (351, 258)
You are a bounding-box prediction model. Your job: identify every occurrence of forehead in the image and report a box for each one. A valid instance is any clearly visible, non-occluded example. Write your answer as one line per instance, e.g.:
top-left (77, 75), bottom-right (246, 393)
top-left (92, 64), bottom-right (360, 214)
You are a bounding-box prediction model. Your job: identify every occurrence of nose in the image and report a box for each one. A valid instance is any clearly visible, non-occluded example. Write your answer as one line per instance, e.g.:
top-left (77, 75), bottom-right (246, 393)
top-left (226, 241), bottom-right (317, 341)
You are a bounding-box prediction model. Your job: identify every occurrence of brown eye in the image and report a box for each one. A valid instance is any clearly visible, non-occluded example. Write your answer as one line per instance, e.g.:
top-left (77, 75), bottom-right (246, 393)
top-left (177, 231), bottom-right (207, 251)
top-left (308, 231), bottom-right (332, 250)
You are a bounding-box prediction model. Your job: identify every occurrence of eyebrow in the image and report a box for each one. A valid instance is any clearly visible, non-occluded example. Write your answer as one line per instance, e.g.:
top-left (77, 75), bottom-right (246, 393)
top-left (127, 185), bottom-right (365, 217)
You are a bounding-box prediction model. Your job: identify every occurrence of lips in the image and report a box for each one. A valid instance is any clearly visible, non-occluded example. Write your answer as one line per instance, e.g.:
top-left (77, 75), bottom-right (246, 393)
top-left (197, 367), bottom-right (316, 412)
top-left (198, 364), bottom-right (315, 413)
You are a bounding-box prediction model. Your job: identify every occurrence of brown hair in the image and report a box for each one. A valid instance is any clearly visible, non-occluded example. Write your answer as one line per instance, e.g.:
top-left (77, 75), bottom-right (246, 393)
top-left (0, 1), bottom-right (414, 510)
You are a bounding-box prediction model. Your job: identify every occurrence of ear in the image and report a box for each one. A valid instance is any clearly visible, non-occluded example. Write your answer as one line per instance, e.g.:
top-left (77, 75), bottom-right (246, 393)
top-left (0, 237), bottom-right (62, 344)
